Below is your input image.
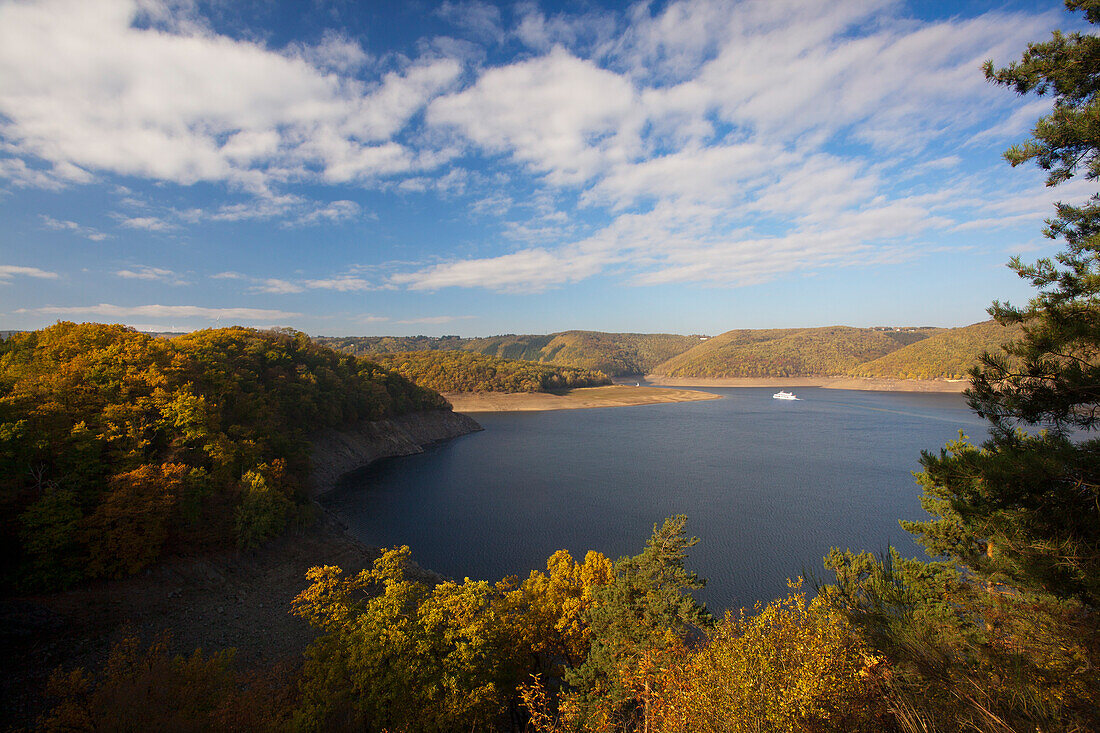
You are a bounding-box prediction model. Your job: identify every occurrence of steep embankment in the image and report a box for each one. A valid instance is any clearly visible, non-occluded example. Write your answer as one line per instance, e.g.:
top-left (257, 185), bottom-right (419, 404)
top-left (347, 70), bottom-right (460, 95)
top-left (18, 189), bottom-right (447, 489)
top-left (309, 410), bottom-right (481, 495)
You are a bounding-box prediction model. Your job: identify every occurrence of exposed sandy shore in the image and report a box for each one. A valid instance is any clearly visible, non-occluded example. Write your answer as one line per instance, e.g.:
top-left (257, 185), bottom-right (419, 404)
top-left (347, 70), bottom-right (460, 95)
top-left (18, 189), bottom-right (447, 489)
top-left (643, 375), bottom-right (969, 393)
top-left (444, 385), bottom-right (723, 412)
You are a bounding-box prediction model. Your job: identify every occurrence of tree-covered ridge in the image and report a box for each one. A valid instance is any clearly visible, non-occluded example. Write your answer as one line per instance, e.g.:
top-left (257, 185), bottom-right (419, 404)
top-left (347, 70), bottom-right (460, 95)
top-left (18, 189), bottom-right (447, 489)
top-left (0, 323), bottom-right (447, 592)
top-left (522, 331), bottom-right (706, 376)
top-left (852, 320), bottom-right (1021, 380)
top-left (326, 325), bottom-right (1015, 381)
top-left (316, 331), bottom-right (703, 376)
top-left (370, 351), bottom-right (611, 393)
top-left (651, 326), bottom-right (944, 378)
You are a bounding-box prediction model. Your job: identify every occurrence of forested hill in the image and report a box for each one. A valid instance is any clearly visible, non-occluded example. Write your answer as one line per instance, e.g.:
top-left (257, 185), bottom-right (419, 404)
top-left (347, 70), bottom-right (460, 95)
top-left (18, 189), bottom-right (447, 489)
top-left (0, 323), bottom-right (447, 592)
top-left (851, 321), bottom-right (1022, 380)
top-left (318, 323), bottom-right (1020, 380)
top-left (649, 326), bottom-right (944, 378)
top-left (316, 331), bottom-right (703, 376)
top-left (370, 351), bottom-right (611, 393)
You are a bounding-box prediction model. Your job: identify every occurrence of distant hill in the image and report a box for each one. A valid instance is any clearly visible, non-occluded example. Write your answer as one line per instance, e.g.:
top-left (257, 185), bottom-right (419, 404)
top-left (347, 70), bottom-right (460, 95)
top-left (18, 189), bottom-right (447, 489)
top-left (650, 326), bottom-right (944, 378)
top-left (370, 351), bottom-right (611, 393)
top-left (316, 331), bottom-right (703, 376)
top-left (316, 322), bottom-right (1021, 382)
top-left (851, 321), bottom-right (1021, 380)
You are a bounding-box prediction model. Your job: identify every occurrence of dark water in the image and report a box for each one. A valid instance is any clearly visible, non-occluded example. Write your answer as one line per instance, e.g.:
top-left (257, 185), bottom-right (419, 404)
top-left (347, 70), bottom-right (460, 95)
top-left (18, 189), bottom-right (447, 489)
top-left (324, 388), bottom-right (987, 613)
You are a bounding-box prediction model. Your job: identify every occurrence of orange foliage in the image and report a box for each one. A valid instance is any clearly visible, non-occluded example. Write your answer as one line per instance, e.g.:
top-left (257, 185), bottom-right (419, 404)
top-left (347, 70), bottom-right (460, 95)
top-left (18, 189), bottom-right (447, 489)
top-left (83, 463), bottom-right (192, 577)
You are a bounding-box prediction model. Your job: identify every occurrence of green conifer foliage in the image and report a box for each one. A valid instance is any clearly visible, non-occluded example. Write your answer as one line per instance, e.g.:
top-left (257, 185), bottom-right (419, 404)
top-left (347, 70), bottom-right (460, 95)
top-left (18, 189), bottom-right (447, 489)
top-left (828, 5), bottom-right (1100, 728)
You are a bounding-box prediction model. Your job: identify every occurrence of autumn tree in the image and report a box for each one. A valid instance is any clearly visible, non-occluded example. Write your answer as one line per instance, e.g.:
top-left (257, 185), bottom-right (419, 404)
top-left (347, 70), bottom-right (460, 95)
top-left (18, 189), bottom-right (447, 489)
top-left (508, 548), bottom-right (615, 670)
top-left (641, 582), bottom-right (884, 733)
top-left (292, 547), bottom-right (531, 731)
top-left (38, 635), bottom-right (294, 731)
top-left (1, 323), bottom-right (448, 591)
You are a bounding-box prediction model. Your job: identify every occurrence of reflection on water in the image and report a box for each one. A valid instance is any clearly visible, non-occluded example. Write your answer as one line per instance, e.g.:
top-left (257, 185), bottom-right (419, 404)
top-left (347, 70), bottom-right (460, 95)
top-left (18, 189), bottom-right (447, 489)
top-left (324, 388), bottom-right (986, 613)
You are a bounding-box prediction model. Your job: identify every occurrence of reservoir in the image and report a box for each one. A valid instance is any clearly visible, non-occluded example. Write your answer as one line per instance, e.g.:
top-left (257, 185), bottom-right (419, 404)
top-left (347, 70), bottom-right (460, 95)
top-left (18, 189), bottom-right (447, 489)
top-left (324, 387), bottom-right (987, 613)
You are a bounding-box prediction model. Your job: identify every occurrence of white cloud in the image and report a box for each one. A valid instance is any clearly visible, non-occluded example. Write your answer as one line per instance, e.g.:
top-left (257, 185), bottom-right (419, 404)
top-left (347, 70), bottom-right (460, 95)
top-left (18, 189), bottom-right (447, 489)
top-left (0, 157), bottom-right (92, 190)
top-left (471, 194), bottom-right (512, 216)
top-left (251, 279), bottom-right (305, 295)
top-left (41, 215), bottom-right (109, 241)
top-left (392, 248), bottom-right (609, 293)
top-left (215, 271), bottom-right (376, 294)
top-left (116, 215), bottom-right (176, 232)
top-left (1, 0), bottom-right (1072, 298)
top-left (437, 1), bottom-right (504, 44)
top-left (966, 97), bottom-right (1052, 148)
top-left (393, 1), bottom-right (1062, 292)
top-left (18, 303), bottom-right (300, 320)
top-left (288, 200), bottom-right (361, 227)
top-left (354, 314), bottom-right (389, 324)
top-left (115, 265), bottom-right (187, 284)
top-left (0, 0), bottom-right (461, 194)
top-left (301, 277), bottom-right (373, 292)
top-left (0, 264), bottom-right (59, 281)
top-left (428, 47), bottom-right (642, 185)
top-left (290, 30), bottom-right (371, 73)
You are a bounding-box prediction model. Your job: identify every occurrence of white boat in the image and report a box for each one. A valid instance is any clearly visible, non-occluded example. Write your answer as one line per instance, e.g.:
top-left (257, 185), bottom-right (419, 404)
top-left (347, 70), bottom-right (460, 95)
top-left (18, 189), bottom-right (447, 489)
top-left (772, 390), bottom-right (799, 400)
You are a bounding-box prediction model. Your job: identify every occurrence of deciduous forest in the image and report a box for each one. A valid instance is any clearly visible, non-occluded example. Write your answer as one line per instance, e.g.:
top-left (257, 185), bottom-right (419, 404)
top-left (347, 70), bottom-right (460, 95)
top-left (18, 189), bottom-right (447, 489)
top-left (0, 324), bottom-right (445, 592)
top-left (369, 350), bottom-right (611, 393)
top-left (319, 322), bottom-right (1021, 382)
top-left (4, 2), bottom-right (1100, 730)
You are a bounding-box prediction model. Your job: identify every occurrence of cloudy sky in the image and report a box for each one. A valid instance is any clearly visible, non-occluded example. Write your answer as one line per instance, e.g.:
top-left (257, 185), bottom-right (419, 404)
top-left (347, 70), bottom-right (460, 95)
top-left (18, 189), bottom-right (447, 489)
top-left (0, 0), bottom-right (1087, 336)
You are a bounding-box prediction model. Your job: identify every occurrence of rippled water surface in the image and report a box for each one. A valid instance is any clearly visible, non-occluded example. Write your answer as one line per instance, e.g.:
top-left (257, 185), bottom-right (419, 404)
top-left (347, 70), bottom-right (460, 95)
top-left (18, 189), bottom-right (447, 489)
top-left (324, 387), bottom-right (986, 612)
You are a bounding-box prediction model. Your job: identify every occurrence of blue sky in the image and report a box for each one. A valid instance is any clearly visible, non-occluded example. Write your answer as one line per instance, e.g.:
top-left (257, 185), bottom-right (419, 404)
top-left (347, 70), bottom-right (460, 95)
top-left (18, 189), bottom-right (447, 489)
top-left (0, 0), bottom-right (1089, 336)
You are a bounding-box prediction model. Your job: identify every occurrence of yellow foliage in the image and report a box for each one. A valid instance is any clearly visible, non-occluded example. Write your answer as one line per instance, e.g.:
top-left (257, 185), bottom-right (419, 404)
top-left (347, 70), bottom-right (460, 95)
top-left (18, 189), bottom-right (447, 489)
top-left (636, 582), bottom-right (884, 733)
top-left (509, 549), bottom-right (614, 666)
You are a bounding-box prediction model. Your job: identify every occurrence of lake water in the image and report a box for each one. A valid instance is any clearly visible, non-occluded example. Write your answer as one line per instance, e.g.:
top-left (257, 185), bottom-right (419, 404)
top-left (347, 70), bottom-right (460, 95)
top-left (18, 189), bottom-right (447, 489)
top-left (324, 387), bottom-right (988, 613)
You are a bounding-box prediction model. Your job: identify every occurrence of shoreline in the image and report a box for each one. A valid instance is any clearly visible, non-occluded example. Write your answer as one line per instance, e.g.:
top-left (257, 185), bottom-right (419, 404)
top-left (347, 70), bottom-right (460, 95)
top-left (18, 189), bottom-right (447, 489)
top-left (643, 375), bottom-right (969, 393)
top-left (443, 385), bottom-right (722, 412)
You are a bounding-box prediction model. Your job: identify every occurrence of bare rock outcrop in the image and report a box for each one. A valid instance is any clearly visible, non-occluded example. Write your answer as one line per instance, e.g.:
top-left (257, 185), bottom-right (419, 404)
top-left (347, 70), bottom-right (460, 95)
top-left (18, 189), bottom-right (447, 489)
top-left (309, 409), bottom-right (482, 495)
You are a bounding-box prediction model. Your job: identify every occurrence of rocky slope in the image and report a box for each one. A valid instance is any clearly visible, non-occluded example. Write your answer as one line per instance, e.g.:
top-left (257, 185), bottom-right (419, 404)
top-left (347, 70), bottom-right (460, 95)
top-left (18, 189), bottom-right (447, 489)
top-left (309, 409), bottom-right (482, 495)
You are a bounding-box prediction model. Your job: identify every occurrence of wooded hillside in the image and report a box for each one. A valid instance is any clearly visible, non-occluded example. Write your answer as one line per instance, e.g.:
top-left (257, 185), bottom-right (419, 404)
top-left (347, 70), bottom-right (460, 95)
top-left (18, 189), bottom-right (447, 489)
top-left (371, 351), bottom-right (611, 393)
top-left (320, 324), bottom-right (1015, 381)
top-left (650, 326), bottom-right (944, 378)
top-left (851, 321), bottom-right (1021, 379)
top-left (316, 331), bottom-right (702, 376)
top-left (0, 323), bottom-right (446, 592)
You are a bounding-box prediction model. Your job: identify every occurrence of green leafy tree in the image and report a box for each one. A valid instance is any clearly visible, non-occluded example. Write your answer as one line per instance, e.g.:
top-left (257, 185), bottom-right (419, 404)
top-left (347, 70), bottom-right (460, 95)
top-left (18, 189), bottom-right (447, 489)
top-left (565, 515), bottom-right (712, 728)
top-left (233, 461), bottom-right (295, 549)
